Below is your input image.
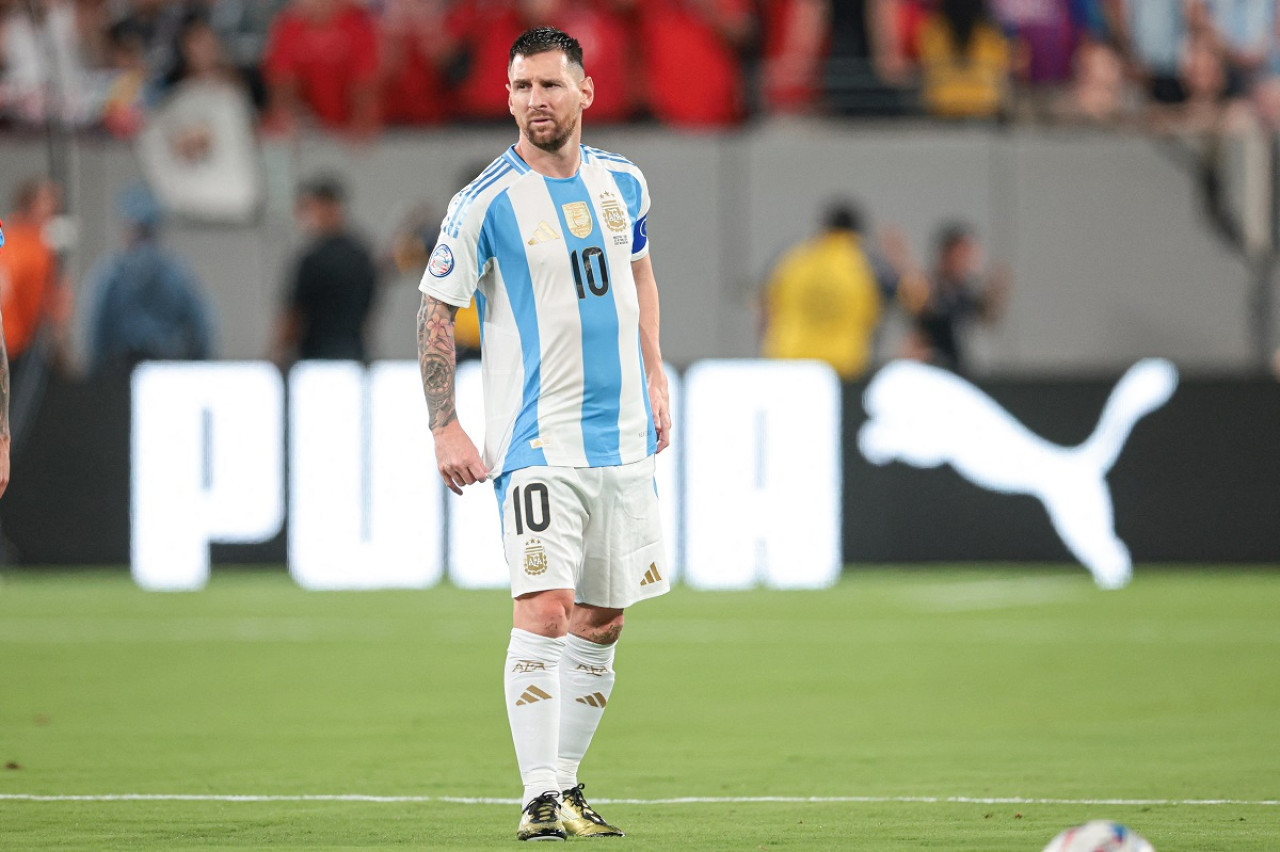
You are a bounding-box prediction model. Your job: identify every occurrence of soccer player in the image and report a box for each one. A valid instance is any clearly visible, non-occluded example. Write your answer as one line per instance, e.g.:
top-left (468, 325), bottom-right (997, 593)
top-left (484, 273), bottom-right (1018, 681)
top-left (415, 26), bottom-right (672, 842)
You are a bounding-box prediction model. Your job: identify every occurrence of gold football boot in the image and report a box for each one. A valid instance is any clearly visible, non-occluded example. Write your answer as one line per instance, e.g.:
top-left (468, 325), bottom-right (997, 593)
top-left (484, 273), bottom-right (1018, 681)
top-left (560, 784), bottom-right (625, 837)
top-left (516, 791), bottom-right (566, 842)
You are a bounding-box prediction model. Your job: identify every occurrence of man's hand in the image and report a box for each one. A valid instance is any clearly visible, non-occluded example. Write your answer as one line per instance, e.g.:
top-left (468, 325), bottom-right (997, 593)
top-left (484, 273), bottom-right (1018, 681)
top-left (433, 420), bottom-right (487, 495)
top-left (648, 369), bottom-right (672, 453)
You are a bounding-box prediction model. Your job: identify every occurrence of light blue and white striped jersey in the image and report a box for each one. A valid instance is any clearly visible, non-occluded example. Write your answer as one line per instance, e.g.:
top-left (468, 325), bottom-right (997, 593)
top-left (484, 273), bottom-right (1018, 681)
top-left (420, 144), bottom-right (657, 477)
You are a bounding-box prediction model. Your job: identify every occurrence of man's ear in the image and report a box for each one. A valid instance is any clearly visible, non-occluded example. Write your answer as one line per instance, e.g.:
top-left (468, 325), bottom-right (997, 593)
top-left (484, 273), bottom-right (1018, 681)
top-left (579, 75), bottom-right (595, 110)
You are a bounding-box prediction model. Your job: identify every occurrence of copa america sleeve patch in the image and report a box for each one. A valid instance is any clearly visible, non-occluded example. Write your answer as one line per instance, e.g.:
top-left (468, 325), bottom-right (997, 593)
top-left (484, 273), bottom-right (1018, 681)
top-left (428, 244), bottom-right (454, 277)
top-left (632, 214), bottom-right (648, 254)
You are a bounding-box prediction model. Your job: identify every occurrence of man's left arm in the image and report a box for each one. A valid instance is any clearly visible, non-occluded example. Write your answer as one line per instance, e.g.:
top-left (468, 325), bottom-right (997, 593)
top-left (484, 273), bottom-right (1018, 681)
top-left (632, 253), bottom-right (671, 453)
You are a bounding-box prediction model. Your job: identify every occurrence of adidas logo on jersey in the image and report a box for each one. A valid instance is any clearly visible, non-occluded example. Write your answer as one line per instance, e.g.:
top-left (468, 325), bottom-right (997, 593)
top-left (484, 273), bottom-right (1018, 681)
top-left (640, 563), bottom-right (663, 587)
top-left (527, 221), bottom-right (561, 245)
top-left (515, 685), bottom-right (553, 706)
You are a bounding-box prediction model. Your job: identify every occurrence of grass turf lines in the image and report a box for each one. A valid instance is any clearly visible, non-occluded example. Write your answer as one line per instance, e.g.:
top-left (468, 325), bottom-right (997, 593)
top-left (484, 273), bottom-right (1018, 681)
top-left (1, 567), bottom-right (1277, 850)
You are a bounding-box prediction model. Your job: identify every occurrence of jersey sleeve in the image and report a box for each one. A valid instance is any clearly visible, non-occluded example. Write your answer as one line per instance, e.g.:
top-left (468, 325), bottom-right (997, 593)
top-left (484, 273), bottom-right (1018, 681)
top-left (419, 190), bottom-right (485, 308)
top-left (608, 163), bottom-right (651, 262)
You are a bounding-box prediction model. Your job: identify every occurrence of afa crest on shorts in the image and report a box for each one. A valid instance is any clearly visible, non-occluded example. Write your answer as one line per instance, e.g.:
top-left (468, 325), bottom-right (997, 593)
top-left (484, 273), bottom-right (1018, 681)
top-left (524, 539), bottom-right (548, 576)
top-left (562, 202), bottom-right (593, 238)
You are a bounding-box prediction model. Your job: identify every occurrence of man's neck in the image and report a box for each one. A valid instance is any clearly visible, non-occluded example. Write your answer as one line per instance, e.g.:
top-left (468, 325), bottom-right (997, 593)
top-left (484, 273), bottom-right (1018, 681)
top-left (515, 137), bottom-right (581, 179)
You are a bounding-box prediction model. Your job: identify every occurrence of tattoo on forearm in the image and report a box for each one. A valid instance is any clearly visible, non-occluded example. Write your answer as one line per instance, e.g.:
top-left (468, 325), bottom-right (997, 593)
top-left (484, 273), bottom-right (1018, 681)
top-left (417, 296), bottom-right (459, 431)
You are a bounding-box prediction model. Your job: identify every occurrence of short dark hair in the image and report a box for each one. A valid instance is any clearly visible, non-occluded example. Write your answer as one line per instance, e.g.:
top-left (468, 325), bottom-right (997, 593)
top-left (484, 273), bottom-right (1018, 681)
top-left (935, 220), bottom-right (972, 254)
top-left (823, 201), bottom-right (863, 233)
top-left (509, 26), bottom-right (584, 73)
top-left (297, 173), bottom-right (347, 205)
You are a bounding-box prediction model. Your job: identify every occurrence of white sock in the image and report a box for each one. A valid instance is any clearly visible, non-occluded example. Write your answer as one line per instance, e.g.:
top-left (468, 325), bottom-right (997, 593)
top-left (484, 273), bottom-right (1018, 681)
top-left (556, 633), bottom-right (617, 792)
top-left (504, 628), bottom-right (566, 807)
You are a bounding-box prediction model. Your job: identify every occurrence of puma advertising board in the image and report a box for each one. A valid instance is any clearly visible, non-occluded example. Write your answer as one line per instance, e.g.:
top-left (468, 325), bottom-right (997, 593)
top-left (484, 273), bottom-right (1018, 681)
top-left (858, 359), bottom-right (1179, 589)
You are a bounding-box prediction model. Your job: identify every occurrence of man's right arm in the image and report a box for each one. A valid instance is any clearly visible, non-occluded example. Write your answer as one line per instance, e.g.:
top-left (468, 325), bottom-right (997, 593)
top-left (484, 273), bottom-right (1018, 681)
top-left (417, 292), bottom-right (487, 494)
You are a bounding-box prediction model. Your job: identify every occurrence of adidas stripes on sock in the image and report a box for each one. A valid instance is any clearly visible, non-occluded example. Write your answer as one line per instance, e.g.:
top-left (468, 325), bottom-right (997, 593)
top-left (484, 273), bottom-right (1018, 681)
top-left (556, 633), bottom-right (618, 791)
top-left (504, 628), bottom-right (567, 807)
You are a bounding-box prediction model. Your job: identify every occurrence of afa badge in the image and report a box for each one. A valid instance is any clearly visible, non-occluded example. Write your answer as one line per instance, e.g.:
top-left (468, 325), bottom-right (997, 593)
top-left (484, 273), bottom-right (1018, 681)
top-left (562, 202), bottom-right (593, 238)
top-left (427, 244), bottom-right (454, 277)
top-left (524, 538), bottom-right (548, 576)
top-left (600, 192), bottom-right (628, 233)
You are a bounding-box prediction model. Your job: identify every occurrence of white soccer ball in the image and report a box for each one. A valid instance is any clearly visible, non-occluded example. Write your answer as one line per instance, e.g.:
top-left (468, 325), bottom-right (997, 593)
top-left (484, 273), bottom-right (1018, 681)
top-left (1041, 820), bottom-right (1155, 852)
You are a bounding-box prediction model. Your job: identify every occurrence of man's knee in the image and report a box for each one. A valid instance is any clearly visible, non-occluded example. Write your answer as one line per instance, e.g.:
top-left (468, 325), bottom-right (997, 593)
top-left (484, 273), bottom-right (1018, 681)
top-left (571, 606), bottom-right (625, 645)
top-left (513, 589), bottom-right (575, 637)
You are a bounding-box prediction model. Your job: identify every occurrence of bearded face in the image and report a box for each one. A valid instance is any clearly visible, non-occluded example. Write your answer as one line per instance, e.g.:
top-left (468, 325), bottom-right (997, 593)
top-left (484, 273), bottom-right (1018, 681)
top-left (518, 104), bottom-right (579, 153)
top-left (508, 51), bottom-right (593, 155)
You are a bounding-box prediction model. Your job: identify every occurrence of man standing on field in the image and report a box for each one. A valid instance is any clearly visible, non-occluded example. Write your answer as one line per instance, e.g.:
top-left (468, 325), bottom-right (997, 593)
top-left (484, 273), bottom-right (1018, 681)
top-left (415, 26), bottom-right (672, 842)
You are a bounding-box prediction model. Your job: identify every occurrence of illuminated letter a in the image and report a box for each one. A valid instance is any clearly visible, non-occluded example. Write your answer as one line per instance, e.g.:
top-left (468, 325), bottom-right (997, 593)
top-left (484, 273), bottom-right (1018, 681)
top-left (682, 360), bottom-right (841, 590)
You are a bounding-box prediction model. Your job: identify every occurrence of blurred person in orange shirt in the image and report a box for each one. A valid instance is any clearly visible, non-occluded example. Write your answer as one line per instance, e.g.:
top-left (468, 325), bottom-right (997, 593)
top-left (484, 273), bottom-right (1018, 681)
top-left (0, 178), bottom-right (71, 379)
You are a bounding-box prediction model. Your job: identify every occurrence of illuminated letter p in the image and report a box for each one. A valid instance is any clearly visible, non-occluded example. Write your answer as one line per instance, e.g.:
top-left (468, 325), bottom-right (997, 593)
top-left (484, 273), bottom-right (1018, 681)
top-left (131, 363), bottom-right (285, 591)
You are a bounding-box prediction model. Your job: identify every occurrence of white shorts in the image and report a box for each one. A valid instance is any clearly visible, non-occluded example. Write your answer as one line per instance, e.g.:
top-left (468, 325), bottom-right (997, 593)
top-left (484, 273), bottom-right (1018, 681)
top-left (497, 456), bottom-right (669, 609)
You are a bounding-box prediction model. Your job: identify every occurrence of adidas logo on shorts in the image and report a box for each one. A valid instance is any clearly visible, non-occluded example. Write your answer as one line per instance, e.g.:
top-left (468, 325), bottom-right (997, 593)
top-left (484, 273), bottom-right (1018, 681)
top-left (640, 562), bottom-right (663, 587)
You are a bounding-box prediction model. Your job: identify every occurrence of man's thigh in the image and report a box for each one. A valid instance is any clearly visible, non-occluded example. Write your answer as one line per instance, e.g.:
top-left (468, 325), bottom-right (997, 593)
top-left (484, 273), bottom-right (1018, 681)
top-left (499, 466), bottom-right (587, 598)
top-left (577, 457), bottom-right (669, 609)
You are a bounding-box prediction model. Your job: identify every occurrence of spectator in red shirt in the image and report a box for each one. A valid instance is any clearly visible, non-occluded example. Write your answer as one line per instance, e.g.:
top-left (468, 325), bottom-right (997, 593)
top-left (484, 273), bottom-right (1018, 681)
top-left (441, 0), bottom-right (517, 121)
top-left (634, 0), bottom-right (755, 127)
top-left (262, 0), bottom-right (380, 137)
top-left (551, 0), bottom-right (633, 122)
top-left (761, 0), bottom-right (829, 113)
top-left (379, 0), bottom-right (456, 125)
top-left (448, 0), bottom-right (633, 123)
top-left (877, 0), bottom-right (930, 83)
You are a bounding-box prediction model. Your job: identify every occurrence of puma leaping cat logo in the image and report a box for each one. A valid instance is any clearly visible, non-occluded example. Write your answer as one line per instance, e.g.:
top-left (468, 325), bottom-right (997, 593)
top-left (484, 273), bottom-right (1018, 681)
top-left (858, 359), bottom-right (1179, 589)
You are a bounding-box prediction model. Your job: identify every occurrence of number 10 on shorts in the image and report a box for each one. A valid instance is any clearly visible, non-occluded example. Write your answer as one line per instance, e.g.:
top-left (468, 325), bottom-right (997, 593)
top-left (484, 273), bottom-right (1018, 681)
top-left (511, 483), bottom-right (551, 535)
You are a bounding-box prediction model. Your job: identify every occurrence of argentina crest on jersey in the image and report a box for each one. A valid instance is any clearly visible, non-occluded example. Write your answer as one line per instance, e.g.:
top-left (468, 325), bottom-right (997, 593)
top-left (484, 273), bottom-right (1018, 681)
top-left (599, 192), bottom-right (628, 234)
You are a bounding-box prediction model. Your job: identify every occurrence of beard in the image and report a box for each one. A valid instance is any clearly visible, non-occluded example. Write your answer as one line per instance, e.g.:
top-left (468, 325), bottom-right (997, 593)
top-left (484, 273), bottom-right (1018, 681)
top-left (522, 110), bottom-right (579, 153)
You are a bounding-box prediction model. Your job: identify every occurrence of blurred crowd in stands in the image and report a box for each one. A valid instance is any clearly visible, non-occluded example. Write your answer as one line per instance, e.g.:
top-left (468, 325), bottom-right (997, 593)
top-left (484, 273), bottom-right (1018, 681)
top-left (3, 0), bottom-right (1280, 137)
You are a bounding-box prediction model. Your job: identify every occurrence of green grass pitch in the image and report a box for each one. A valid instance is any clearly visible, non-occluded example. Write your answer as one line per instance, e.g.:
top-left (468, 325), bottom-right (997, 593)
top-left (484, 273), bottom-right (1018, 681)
top-left (1, 566), bottom-right (1277, 850)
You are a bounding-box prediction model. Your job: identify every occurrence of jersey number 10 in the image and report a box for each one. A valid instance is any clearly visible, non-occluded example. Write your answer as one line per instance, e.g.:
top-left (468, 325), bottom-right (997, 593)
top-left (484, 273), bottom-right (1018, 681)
top-left (511, 483), bottom-right (551, 535)
top-left (570, 247), bottom-right (610, 299)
